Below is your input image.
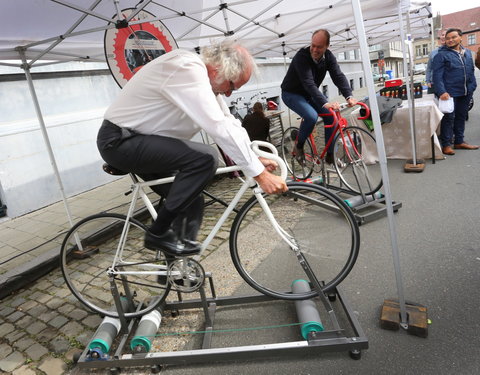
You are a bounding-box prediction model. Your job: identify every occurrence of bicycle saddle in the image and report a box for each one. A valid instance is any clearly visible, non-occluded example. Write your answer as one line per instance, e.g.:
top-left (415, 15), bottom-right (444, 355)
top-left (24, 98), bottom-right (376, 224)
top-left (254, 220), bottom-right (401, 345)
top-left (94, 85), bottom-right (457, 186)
top-left (102, 163), bottom-right (129, 176)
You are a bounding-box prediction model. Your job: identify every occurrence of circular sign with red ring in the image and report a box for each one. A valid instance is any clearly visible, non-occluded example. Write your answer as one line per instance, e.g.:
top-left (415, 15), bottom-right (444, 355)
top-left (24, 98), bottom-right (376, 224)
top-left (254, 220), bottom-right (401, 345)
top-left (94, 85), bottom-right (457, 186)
top-left (104, 8), bottom-right (178, 88)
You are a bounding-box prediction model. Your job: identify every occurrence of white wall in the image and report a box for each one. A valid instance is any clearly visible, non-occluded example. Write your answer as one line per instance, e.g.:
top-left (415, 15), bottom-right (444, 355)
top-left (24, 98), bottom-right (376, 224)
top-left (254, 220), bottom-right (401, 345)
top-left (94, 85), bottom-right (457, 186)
top-left (0, 56), bottom-right (364, 218)
top-left (0, 62), bottom-right (120, 217)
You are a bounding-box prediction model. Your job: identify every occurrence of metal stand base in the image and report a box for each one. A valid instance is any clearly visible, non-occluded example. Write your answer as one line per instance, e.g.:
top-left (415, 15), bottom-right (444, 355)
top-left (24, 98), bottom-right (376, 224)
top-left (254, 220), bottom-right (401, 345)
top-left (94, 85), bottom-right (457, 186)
top-left (404, 159), bottom-right (426, 173)
top-left (75, 277), bottom-right (368, 372)
top-left (345, 194), bottom-right (402, 226)
top-left (322, 174), bottom-right (402, 225)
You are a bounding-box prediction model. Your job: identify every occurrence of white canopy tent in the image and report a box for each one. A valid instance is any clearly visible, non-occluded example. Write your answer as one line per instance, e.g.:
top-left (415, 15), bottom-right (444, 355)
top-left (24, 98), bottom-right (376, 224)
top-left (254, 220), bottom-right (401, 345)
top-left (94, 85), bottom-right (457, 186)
top-left (1, 0), bottom-right (433, 330)
top-left (0, 0), bottom-right (432, 62)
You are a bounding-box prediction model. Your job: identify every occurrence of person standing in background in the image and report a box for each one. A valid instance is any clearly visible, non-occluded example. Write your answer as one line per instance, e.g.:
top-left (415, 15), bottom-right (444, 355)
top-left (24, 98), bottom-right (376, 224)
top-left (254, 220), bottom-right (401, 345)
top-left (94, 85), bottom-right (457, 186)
top-left (425, 29), bottom-right (446, 94)
top-left (475, 46), bottom-right (480, 70)
top-left (432, 28), bottom-right (478, 155)
top-left (242, 102), bottom-right (270, 144)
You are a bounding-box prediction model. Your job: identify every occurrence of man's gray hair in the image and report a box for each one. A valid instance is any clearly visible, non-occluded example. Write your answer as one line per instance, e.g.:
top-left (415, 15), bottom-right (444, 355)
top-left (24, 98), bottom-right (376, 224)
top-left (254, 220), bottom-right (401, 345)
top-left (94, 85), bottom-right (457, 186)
top-left (201, 39), bottom-right (256, 83)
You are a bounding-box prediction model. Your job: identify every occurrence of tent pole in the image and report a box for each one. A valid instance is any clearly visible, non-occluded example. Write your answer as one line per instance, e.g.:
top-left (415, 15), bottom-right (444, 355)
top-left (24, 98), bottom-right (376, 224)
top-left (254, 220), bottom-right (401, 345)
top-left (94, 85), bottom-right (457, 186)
top-left (281, 42), bottom-right (292, 127)
top-left (19, 51), bottom-right (77, 231)
top-left (400, 8), bottom-right (419, 167)
top-left (350, 0), bottom-right (408, 328)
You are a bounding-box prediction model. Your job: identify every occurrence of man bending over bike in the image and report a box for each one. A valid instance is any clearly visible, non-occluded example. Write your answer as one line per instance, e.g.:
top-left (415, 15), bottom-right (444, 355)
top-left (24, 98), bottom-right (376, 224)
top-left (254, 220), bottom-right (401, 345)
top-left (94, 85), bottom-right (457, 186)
top-left (97, 39), bottom-right (287, 257)
top-left (281, 29), bottom-right (357, 164)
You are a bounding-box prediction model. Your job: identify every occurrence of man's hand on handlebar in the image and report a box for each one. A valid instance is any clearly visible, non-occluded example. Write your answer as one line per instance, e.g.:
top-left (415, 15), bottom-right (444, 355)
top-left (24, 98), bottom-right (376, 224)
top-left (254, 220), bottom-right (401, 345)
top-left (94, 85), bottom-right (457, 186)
top-left (259, 156), bottom-right (277, 172)
top-left (254, 169), bottom-right (288, 194)
top-left (346, 97), bottom-right (358, 107)
top-left (323, 101), bottom-right (341, 111)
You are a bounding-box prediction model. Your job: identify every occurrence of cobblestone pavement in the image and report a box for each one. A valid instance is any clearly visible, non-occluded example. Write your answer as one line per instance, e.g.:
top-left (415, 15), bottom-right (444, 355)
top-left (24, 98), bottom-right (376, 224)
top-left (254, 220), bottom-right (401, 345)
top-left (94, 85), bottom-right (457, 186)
top-left (0, 176), bottom-right (251, 375)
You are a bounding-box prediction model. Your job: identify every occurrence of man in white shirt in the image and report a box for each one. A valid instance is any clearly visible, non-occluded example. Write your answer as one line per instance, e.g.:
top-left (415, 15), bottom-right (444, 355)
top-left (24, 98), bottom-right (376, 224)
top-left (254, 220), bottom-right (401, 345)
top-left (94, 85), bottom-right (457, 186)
top-left (97, 40), bottom-right (287, 257)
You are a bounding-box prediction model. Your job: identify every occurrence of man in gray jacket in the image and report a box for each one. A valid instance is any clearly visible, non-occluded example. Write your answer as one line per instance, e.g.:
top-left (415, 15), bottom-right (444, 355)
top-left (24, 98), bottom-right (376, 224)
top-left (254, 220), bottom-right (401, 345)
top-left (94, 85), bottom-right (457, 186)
top-left (432, 28), bottom-right (478, 155)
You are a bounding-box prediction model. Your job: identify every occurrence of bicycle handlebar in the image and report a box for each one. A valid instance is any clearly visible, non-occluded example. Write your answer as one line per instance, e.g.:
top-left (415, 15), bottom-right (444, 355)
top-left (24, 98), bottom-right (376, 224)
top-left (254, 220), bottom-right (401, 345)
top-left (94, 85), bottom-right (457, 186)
top-left (319, 102), bottom-right (370, 126)
top-left (355, 102), bottom-right (370, 120)
top-left (251, 141), bottom-right (288, 181)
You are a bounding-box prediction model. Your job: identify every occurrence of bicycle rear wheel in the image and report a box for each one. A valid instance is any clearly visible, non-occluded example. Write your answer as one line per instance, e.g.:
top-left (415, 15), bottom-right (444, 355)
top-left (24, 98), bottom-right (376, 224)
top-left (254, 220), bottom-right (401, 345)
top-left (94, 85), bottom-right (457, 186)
top-left (230, 182), bottom-right (360, 300)
top-left (333, 126), bottom-right (383, 195)
top-left (60, 213), bottom-right (171, 318)
top-left (281, 127), bottom-right (314, 180)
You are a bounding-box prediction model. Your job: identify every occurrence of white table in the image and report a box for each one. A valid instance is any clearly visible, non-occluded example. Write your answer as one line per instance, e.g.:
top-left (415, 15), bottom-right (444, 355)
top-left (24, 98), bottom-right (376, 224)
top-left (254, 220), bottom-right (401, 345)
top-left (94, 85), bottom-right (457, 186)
top-left (350, 94), bottom-right (444, 162)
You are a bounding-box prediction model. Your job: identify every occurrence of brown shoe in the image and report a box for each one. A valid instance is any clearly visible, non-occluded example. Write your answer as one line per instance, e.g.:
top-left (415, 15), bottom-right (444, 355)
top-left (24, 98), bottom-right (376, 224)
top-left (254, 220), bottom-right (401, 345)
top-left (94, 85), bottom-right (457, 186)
top-left (454, 143), bottom-right (479, 150)
top-left (442, 146), bottom-right (455, 155)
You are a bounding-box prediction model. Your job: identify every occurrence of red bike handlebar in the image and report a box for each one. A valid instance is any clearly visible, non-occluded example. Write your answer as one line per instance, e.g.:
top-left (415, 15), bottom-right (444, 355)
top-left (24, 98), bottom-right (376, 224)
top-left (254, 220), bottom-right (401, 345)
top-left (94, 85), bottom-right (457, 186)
top-left (318, 102), bottom-right (370, 127)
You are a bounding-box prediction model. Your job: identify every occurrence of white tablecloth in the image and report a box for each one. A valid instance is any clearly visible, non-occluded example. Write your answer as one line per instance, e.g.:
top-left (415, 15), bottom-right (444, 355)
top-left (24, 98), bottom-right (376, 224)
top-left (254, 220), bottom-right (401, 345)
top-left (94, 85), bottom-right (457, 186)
top-left (350, 94), bottom-right (444, 161)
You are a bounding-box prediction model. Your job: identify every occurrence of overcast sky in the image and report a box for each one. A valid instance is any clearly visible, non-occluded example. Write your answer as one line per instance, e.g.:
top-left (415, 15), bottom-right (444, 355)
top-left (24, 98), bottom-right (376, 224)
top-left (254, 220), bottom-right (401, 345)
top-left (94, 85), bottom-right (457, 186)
top-left (430, 0), bottom-right (476, 15)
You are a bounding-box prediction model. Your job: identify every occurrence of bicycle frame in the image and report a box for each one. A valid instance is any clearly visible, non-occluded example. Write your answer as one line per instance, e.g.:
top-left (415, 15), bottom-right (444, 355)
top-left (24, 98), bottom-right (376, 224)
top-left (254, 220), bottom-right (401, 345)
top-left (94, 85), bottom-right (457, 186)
top-left (108, 142), bottom-right (296, 277)
top-left (309, 102), bottom-right (370, 163)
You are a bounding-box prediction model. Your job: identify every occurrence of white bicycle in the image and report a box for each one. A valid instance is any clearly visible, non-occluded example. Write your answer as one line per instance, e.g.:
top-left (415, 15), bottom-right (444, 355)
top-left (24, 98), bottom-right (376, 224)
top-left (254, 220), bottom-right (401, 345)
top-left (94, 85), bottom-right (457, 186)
top-left (60, 141), bottom-right (360, 318)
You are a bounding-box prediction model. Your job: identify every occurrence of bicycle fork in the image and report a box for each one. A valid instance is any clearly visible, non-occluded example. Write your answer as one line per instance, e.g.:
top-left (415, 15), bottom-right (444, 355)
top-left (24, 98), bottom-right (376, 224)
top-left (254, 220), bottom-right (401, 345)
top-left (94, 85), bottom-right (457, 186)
top-left (253, 189), bottom-right (342, 332)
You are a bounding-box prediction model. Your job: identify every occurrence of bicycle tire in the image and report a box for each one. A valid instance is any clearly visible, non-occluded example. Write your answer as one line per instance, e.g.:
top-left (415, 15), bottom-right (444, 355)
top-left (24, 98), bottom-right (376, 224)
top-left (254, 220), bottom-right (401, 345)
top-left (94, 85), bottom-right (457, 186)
top-left (333, 126), bottom-right (383, 195)
top-left (60, 213), bottom-right (171, 318)
top-left (229, 182), bottom-right (360, 300)
top-left (281, 127), bottom-right (314, 180)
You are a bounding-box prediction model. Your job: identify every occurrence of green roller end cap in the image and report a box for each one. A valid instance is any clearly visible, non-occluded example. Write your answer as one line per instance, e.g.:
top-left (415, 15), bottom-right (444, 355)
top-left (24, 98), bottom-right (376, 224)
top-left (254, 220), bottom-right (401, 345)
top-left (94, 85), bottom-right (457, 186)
top-left (301, 321), bottom-right (324, 340)
top-left (88, 338), bottom-right (109, 354)
top-left (130, 336), bottom-right (151, 352)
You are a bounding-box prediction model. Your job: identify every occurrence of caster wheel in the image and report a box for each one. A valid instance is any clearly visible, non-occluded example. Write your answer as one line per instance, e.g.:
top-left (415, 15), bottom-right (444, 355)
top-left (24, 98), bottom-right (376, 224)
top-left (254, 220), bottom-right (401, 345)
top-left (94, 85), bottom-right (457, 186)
top-left (72, 351), bottom-right (82, 364)
top-left (151, 364), bottom-right (162, 373)
top-left (328, 293), bottom-right (337, 302)
top-left (109, 367), bottom-right (121, 375)
top-left (349, 349), bottom-right (361, 360)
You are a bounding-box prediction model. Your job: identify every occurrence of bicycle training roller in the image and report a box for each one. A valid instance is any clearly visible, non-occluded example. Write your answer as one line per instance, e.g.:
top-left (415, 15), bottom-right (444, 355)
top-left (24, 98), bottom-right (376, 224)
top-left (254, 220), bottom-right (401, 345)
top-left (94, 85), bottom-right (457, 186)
top-left (291, 279), bottom-right (324, 339)
top-left (344, 191), bottom-right (383, 208)
top-left (130, 309), bottom-right (162, 353)
top-left (87, 297), bottom-right (130, 360)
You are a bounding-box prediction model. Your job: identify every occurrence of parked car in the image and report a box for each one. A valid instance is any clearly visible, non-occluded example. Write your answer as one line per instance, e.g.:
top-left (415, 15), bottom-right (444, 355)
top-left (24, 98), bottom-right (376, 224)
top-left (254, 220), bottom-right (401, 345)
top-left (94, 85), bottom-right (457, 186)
top-left (414, 63), bottom-right (426, 75)
top-left (373, 73), bottom-right (389, 82)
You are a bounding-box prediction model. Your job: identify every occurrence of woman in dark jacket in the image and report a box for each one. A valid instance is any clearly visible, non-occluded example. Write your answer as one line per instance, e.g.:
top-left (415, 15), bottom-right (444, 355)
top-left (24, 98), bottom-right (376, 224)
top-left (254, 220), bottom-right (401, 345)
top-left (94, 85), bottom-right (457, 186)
top-left (432, 28), bottom-right (478, 155)
top-left (242, 102), bottom-right (270, 144)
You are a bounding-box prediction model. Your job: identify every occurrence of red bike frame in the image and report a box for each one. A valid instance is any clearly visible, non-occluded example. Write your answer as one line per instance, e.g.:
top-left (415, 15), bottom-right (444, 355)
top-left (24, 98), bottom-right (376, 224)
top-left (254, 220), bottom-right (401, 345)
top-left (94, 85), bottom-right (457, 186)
top-left (305, 102), bottom-right (370, 163)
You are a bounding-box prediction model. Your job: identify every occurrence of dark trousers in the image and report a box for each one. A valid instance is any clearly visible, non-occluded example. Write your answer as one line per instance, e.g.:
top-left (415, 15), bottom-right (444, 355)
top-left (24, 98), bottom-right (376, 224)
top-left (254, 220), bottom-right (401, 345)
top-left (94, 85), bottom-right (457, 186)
top-left (97, 120), bottom-right (218, 239)
top-left (439, 94), bottom-right (472, 147)
top-left (281, 91), bottom-right (335, 153)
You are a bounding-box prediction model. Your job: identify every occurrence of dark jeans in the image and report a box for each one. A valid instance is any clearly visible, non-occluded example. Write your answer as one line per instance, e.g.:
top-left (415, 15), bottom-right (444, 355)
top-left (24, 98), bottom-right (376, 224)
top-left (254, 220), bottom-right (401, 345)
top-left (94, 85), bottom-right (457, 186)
top-left (97, 120), bottom-right (218, 239)
top-left (439, 94), bottom-right (472, 147)
top-left (281, 91), bottom-right (335, 153)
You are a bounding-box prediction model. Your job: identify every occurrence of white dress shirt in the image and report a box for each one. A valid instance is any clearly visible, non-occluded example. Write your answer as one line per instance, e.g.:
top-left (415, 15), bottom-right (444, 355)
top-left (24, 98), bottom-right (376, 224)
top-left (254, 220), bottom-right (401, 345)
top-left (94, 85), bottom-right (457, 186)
top-left (104, 49), bottom-right (264, 177)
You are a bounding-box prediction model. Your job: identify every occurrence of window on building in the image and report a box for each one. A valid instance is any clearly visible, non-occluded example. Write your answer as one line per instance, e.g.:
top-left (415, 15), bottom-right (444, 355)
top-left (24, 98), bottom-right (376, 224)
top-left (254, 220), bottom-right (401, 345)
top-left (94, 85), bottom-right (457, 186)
top-left (359, 77), bottom-right (363, 88)
top-left (422, 44), bottom-right (429, 56)
top-left (467, 34), bottom-right (476, 45)
top-left (348, 50), bottom-right (355, 60)
top-left (350, 79), bottom-right (354, 90)
top-left (337, 52), bottom-right (346, 60)
top-left (415, 45), bottom-right (422, 58)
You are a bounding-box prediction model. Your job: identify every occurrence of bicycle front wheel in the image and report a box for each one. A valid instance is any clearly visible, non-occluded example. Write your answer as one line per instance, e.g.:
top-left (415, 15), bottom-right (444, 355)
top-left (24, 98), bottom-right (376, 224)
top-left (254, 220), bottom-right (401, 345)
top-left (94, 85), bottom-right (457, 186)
top-left (60, 213), bottom-right (171, 318)
top-left (281, 127), bottom-right (314, 180)
top-left (230, 182), bottom-right (360, 300)
top-left (333, 126), bottom-right (383, 195)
